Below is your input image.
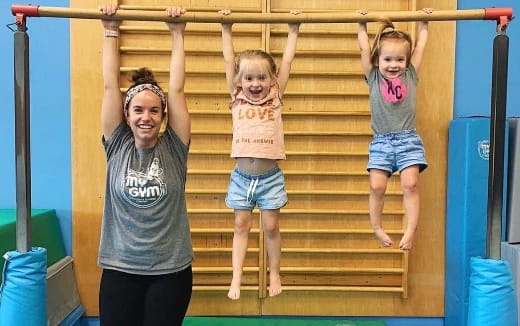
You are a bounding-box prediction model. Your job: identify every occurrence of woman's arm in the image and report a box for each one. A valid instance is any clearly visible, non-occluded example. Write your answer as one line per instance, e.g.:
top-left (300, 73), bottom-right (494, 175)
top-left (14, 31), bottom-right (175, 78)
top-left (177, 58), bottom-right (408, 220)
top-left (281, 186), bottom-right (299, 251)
top-left (166, 7), bottom-right (190, 145)
top-left (100, 4), bottom-right (124, 140)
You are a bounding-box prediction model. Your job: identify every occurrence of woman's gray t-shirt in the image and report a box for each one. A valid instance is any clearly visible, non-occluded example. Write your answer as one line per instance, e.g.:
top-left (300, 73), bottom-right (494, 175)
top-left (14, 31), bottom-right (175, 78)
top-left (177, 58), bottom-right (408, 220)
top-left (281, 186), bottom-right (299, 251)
top-left (98, 123), bottom-right (194, 274)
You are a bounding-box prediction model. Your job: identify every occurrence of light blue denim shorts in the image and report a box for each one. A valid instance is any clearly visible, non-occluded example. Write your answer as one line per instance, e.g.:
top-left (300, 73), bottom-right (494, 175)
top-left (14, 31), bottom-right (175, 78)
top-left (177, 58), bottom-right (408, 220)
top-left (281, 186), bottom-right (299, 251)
top-left (225, 167), bottom-right (288, 211)
top-left (367, 129), bottom-right (428, 176)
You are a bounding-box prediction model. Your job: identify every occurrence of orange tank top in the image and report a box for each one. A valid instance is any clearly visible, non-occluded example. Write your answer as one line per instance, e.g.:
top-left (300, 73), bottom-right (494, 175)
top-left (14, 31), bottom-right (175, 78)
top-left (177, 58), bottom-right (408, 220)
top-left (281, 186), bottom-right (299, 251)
top-left (229, 86), bottom-right (285, 160)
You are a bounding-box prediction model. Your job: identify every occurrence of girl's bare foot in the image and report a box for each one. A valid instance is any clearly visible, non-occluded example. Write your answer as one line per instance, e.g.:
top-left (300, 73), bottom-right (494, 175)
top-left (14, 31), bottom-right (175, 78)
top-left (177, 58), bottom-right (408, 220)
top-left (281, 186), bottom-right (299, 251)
top-left (228, 279), bottom-right (241, 300)
top-left (374, 228), bottom-right (393, 247)
top-left (269, 273), bottom-right (282, 297)
top-left (399, 231), bottom-right (415, 250)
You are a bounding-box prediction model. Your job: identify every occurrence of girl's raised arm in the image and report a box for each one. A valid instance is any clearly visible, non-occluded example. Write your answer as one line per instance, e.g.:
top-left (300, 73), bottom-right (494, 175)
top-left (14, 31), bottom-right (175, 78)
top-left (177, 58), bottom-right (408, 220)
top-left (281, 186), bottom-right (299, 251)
top-left (277, 20), bottom-right (300, 96)
top-left (410, 22), bottom-right (429, 72)
top-left (410, 8), bottom-right (432, 72)
top-left (357, 19), bottom-right (373, 79)
top-left (220, 11), bottom-right (236, 96)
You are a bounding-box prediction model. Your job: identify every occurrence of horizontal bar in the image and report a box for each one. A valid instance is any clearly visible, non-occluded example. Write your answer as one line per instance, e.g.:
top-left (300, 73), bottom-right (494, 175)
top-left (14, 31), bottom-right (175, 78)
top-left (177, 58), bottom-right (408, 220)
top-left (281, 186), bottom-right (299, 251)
top-left (11, 5), bottom-right (513, 23)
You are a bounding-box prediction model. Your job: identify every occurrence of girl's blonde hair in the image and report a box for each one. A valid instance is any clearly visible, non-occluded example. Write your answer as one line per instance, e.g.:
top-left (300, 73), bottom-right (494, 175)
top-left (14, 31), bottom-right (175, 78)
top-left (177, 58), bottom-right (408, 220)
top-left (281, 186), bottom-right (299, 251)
top-left (370, 20), bottom-right (413, 66)
top-left (234, 49), bottom-right (277, 86)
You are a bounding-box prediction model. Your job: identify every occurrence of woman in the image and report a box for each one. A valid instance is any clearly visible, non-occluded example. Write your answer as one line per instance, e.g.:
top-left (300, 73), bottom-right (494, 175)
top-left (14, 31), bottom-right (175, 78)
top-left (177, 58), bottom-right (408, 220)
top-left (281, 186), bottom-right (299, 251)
top-left (98, 5), bottom-right (193, 326)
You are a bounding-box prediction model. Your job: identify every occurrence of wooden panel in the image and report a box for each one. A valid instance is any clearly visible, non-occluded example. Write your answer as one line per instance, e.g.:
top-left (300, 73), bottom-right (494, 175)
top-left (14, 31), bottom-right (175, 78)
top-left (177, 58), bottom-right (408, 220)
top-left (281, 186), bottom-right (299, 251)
top-left (71, 0), bottom-right (106, 315)
top-left (72, 0), bottom-right (451, 317)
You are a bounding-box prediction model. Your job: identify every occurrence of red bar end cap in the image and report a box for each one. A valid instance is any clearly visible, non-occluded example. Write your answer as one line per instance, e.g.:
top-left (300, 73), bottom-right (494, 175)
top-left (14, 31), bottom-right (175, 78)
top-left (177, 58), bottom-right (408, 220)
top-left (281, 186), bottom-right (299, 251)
top-left (484, 7), bottom-right (513, 20)
top-left (11, 4), bottom-right (40, 17)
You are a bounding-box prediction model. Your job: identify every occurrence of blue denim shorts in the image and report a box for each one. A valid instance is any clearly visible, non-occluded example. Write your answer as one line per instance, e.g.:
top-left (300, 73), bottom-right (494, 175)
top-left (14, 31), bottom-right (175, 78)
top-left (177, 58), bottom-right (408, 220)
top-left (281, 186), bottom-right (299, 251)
top-left (367, 129), bottom-right (428, 175)
top-left (225, 167), bottom-right (288, 211)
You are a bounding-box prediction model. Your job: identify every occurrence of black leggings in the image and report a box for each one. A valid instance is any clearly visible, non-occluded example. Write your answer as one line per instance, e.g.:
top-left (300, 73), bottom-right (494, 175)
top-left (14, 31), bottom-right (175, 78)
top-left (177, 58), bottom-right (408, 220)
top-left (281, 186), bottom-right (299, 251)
top-left (99, 266), bottom-right (192, 326)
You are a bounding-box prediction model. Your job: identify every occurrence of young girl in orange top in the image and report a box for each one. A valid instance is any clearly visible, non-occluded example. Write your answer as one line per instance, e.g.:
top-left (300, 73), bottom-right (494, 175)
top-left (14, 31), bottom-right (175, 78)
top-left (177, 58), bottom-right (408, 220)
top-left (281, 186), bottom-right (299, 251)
top-left (220, 9), bottom-right (300, 300)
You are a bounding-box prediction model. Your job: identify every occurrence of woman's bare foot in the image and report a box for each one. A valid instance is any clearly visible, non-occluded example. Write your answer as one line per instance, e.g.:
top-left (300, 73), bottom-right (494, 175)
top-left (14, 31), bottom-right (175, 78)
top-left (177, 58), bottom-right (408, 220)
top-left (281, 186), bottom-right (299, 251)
top-left (374, 228), bottom-right (393, 247)
top-left (269, 273), bottom-right (282, 297)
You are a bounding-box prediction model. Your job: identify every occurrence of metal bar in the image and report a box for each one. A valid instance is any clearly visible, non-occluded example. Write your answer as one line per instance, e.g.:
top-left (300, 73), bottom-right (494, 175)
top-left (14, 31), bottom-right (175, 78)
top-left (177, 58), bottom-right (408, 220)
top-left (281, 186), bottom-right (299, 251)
top-left (14, 22), bottom-right (31, 253)
top-left (10, 5), bottom-right (513, 23)
top-left (486, 34), bottom-right (509, 259)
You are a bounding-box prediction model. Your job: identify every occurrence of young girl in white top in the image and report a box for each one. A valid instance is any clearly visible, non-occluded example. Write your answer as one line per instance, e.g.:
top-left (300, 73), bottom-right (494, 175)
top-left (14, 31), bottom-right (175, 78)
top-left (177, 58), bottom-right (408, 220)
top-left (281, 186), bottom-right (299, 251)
top-left (220, 9), bottom-right (300, 299)
top-left (357, 9), bottom-right (432, 250)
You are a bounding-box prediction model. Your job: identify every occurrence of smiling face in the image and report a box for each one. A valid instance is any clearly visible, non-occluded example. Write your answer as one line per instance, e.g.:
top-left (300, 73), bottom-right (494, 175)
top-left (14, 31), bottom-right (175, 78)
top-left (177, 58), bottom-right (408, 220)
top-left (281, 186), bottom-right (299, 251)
top-left (125, 90), bottom-right (164, 148)
top-left (237, 58), bottom-right (274, 101)
top-left (377, 39), bottom-right (410, 79)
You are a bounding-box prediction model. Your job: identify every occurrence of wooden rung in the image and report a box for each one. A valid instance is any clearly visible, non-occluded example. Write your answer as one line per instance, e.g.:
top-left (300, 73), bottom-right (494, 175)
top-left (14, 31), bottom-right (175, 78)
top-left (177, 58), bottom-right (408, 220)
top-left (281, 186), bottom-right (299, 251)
top-left (191, 228), bottom-right (260, 233)
top-left (279, 209), bottom-right (404, 215)
top-left (121, 24), bottom-right (363, 39)
top-left (188, 208), bottom-right (254, 214)
top-left (271, 49), bottom-right (361, 57)
top-left (187, 169), bottom-right (370, 176)
top-left (120, 88), bottom-right (368, 98)
top-left (288, 190), bottom-right (401, 196)
top-left (270, 29), bottom-right (356, 36)
top-left (180, 90), bottom-right (369, 97)
top-left (270, 90), bottom-right (367, 97)
top-left (188, 110), bottom-right (370, 116)
top-left (280, 267), bottom-right (404, 274)
top-left (281, 286), bottom-right (404, 293)
top-left (281, 248), bottom-right (404, 254)
top-left (192, 267), bottom-right (257, 273)
top-left (185, 189), bottom-right (402, 197)
top-left (186, 189), bottom-right (227, 194)
top-left (117, 87), bottom-right (223, 95)
top-left (280, 228), bottom-right (403, 235)
top-left (121, 66), bottom-right (363, 78)
top-left (190, 227), bottom-right (402, 236)
top-left (193, 285), bottom-right (406, 297)
top-left (190, 130), bottom-right (372, 136)
top-left (190, 227), bottom-right (405, 236)
top-left (188, 149), bottom-right (368, 156)
top-left (193, 247), bottom-right (260, 253)
top-left (193, 285), bottom-right (258, 291)
top-left (121, 67), bottom-right (221, 74)
top-left (286, 71), bottom-right (364, 77)
top-left (193, 247), bottom-right (232, 253)
top-left (120, 46), bottom-right (362, 59)
top-left (120, 23), bottom-right (257, 31)
top-left (120, 47), bottom-right (220, 56)
top-left (140, 89), bottom-right (366, 97)
top-left (187, 208), bottom-right (403, 215)
top-left (190, 228), bottom-right (405, 237)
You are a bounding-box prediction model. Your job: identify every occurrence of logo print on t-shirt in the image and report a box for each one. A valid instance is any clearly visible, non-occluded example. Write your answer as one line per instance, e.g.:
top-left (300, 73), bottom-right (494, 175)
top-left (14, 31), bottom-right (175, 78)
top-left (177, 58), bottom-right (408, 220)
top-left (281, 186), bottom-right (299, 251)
top-left (121, 158), bottom-right (166, 208)
top-left (381, 77), bottom-right (408, 103)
